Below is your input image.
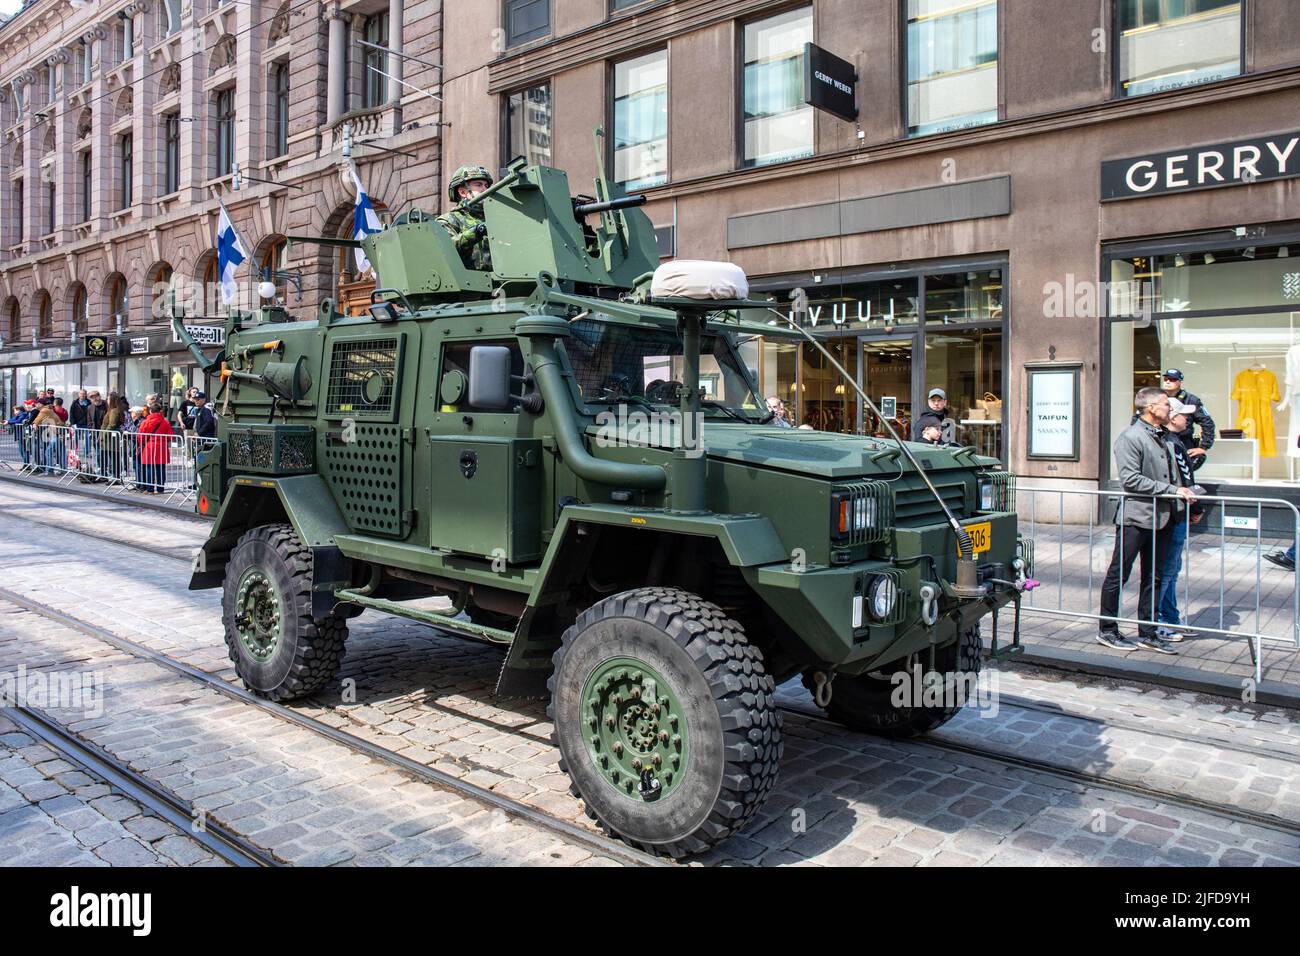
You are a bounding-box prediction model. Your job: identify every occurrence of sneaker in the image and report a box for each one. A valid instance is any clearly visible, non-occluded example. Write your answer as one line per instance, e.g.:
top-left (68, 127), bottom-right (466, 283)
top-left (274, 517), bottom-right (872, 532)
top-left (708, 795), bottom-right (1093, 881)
top-left (1264, 551), bottom-right (1296, 571)
top-left (1097, 631), bottom-right (1137, 651)
top-left (1156, 627), bottom-right (1186, 643)
top-left (1135, 634), bottom-right (1179, 655)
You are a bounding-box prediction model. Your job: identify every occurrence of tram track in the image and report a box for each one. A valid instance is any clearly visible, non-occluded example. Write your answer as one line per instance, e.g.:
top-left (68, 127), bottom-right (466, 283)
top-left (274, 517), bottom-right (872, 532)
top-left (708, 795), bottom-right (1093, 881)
top-left (5, 704), bottom-right (277, 868)
top-left (4, 496), bottom-right (1298, 859)
top-left (776, 702), bottom-right (1300, 841)
top-left (0, 586), bottom-right (663, 868)
top-left (3, 500), bottom-right (1291, 771)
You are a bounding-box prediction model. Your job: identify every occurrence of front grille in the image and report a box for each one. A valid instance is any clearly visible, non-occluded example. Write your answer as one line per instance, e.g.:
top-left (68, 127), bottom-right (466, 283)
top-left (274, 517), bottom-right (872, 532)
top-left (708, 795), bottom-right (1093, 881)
top-left (894, 483), bottom-right (966, 524)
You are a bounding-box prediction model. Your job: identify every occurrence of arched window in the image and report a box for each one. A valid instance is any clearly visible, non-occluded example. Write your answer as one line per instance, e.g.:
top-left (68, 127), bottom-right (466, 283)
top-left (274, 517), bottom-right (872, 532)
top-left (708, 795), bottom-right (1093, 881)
top-left (107, 274), bottom-right (129, 330)
top-left (202, 255), bottom-right (220, 316)
top-left (37, 293), bottom-right (52, 339)
top-left (71, 285), bottom-right (88, 335)
top-left (270, 62), bottom-right (289, 158)
top-left (149, 263), bottom-right (174, 318)
top-left (6, 299), bottom-right (19, 342)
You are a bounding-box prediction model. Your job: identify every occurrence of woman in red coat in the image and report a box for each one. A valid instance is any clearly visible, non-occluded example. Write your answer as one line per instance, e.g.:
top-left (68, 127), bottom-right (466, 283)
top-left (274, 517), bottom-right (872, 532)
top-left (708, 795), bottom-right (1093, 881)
top-left (136, 403), bottom-right (174, 493)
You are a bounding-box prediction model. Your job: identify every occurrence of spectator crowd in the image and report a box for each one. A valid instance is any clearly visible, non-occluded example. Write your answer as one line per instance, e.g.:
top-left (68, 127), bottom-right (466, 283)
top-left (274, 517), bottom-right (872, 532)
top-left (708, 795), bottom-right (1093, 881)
top-left (4, 384), bottom-right (216, 493)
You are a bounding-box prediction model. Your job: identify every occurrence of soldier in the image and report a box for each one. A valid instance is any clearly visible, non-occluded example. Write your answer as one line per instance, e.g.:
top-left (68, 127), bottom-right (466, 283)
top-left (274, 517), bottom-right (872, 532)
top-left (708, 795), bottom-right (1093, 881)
top-left (438, 165), bottom-right (495, 271)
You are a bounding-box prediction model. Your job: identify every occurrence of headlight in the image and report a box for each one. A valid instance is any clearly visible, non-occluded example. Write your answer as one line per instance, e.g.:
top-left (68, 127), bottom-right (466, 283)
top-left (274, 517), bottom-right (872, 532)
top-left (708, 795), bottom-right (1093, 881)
top-left (867, 574), bottom-right (898, 621)
top-left (831, 491), bottom-right (877, 540)
top-left (977, 478), bottom-right (995, 511)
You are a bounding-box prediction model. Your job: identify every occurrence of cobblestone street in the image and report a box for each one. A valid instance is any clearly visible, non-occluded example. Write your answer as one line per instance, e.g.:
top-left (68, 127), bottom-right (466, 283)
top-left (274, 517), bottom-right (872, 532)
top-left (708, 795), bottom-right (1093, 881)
top-left (1, 481), bottom-right (1297, 867)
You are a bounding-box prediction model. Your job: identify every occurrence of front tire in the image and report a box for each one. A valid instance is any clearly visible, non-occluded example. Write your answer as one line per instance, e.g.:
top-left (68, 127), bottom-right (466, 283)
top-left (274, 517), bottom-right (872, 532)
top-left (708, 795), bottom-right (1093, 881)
top-left (549, 587), bottom-right (782, 858)
top-left (221, 523), bottom-right (349, 701)
top-left (805, 625), bottom-right (982, 738)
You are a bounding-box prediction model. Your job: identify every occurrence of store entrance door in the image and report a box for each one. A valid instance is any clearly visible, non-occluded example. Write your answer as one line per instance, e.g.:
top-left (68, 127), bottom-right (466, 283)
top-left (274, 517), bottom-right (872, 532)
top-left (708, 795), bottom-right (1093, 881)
top-left (860, 337), bottom-right (914, 438)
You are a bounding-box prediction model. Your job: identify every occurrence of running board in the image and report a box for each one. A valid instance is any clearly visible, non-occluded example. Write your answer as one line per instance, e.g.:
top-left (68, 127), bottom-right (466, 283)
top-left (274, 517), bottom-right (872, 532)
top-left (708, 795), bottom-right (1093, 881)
top-left (332, 588), bottom-right (516, 644)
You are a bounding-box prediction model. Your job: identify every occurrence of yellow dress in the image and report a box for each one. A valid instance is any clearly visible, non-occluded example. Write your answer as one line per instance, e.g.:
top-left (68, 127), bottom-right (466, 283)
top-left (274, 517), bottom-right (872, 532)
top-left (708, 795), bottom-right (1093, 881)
top-left (1233, 367), bottom-right (1281, 458)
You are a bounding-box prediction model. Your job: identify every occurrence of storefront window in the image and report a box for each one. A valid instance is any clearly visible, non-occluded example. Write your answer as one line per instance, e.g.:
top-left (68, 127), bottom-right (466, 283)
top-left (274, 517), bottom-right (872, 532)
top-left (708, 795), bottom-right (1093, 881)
top-left (1108, 242), bottom-right (1300, 485)
top-left (741, 7), bottom-right (813, 168)
top-left (906, 0), bottom-right (998, 136)
top-left (1117, 0), bottom-right (1241, 98)
top-left (861, 338), bottom-right (914, 438)
top-left (800, 338), bottom-right (858, 433)
top-left (924, 329), bottom-right (1003, 458)
top-left (17, 366), bottom-right (44, 401)
top-left (925, 269), bottom-right (1003, 324)
top-left (750, 278), bottom-right (921, 332)
top-left (613, 50), bottom-right (668, 190)
top-left (126, 356), bottom-right (168, 408)
top-left (759, 339), bottom-right (799, 413)
top-left (80, 360), bottom-right (108, 398)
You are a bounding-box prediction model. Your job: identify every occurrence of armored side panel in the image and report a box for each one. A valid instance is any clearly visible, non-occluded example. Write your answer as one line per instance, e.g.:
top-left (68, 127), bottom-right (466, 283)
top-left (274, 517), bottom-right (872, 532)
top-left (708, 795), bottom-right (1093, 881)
top-left (366, 214), bottom-right (493, 299)
top-left (428, 436), bottom-right (543, 564)
top-left (319, 330), bottom-right (413, 539)
top-left (485, 166), bottom-right (658, 289)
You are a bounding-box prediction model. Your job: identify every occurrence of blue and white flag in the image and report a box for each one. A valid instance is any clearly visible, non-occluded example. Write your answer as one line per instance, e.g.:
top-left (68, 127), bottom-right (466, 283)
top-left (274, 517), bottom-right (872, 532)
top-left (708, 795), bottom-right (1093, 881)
top-left (350, 166), bottom-right (383, 276)
top-left (216, 201), bottom-right (249, 306)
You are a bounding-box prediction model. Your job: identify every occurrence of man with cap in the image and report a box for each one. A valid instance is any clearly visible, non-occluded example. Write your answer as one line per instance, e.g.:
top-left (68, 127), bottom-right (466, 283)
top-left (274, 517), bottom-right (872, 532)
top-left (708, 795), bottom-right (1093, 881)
top-left (1159, 369), bottom-right (1215, 469)
top-left (190, 391), bottom-right (217, 440)
top-left (913, 387), bottom-right (953, 443)
top-left (1155, 396), bottom-right (1208, 643)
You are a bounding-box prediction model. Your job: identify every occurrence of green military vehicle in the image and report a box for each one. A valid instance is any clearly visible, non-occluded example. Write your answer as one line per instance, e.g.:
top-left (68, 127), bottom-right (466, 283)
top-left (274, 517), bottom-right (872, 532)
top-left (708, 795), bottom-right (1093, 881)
top-left (180, 156), bottom-right (1032, 857)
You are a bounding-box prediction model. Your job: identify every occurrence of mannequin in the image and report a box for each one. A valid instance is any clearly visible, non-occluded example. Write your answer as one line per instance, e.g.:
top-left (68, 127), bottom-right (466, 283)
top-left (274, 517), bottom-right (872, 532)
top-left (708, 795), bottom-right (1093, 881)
top-left (1280, 342), bottom-right (1300, 478)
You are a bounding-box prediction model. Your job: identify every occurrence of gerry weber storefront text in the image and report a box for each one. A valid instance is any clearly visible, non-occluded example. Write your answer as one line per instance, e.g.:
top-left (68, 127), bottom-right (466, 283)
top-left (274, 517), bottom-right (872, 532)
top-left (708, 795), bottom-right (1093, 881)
top-left (0, 322), bottom-right (223, 413)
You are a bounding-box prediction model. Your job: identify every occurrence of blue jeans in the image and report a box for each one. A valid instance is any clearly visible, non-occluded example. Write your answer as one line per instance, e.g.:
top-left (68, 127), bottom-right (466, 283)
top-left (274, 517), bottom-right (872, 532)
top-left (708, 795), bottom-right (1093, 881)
top-left (1286, 545), bottom-right (1297, 563)
top-left (1157, 519), bottom-right (1188, 626)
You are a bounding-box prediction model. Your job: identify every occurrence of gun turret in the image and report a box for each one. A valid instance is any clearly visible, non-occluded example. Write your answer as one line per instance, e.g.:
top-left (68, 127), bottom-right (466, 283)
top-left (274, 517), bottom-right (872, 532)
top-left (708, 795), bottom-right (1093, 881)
top-left (573, 194), bottom-right (647, 217)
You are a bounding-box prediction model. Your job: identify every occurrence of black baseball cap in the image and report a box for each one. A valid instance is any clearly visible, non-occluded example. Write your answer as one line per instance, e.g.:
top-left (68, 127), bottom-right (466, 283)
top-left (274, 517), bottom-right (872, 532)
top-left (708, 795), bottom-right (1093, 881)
top-left (194, 391), bottom-right (207, 399)
top-left (1163, 368), bottom-right (1184, 381)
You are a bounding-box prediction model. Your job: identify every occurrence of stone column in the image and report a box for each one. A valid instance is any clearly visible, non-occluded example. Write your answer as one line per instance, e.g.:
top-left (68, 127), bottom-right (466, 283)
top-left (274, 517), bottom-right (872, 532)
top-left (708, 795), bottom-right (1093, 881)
top-left (326, 5), bottom-right (346, 124)
top-left (387, 0), bottom-right (403, 105)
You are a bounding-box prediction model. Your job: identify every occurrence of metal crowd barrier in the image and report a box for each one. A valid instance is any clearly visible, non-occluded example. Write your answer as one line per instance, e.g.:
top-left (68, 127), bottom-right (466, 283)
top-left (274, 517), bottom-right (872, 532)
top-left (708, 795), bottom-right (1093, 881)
top-left (0, 423), bottom-right (217, 509)
top-left (1019, 485), bottom-right (1300, 683)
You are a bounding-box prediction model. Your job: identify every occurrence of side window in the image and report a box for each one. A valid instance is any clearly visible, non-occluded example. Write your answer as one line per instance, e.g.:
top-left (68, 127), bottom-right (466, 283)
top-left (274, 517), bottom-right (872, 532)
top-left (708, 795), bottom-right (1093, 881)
top-left (440, 339), bottom-right (526, 412)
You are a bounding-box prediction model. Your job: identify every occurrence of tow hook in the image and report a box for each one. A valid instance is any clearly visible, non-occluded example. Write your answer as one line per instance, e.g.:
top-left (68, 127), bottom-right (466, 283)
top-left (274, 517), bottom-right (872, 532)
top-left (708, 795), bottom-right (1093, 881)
top-left (638, 768), bottom-right (661, 798)
top-left (1009, 558), bottom-right (1041, 593)
top-left (811, 670), bottom-right (835, 708)
top-left (919, 583), bottom-right (940, 627)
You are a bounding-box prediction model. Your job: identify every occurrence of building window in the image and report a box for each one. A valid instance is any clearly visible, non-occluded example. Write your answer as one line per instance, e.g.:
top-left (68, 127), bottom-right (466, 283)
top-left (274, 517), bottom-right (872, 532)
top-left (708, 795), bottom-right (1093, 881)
top-left (905, 0), bottom-right (998, 137)
top-left (503, 83), bottom-right (551, 167)
top-left (80, 39), bottom-right (93, 85)
top-left (14, 179), bottom-right (23, 241)
top-left (161, 0), bottom-right (181, 36)
top-left (1117, 0), bottom-right (1242, 97)
top-left (741, 7), bottom-right (813, 169)
top-left (163, 112), bottom-right (180, 193)
top-left (504, 0), bottom-right (550, 47)
top-left (362, 13), bottom-right (388, 109)
top-left (118, 133), bottom-right (133, 208)
top-left (612, 0), bottom-right (658, 9)
top-left (1107, 241), bottom-right (1298, 485)
top-left (46, 181), bottom-right (55, 235)
top-left (8, 300), bottom-right (18, 341)
top-left (108, 275), bottom-right (129, 330)
top-left (119, 12), bottom-right (134, 63)
top-left (271, 64), bottom-right (289, 157)
top-left (38, 296), bottom-right (52, 339)
top-left (613, 49), bottom-right (668, 190)
top-left (72, 286), bottom-right (88, 334)
top-left (80, 153), bottom-right (92, 222)
top-left (214, 87), bottom-right (235, 177)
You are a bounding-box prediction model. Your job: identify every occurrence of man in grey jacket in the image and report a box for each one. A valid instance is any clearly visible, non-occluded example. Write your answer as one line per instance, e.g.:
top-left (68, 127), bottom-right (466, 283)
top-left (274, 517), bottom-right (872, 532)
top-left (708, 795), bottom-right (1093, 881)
top-left (1099, 387), bottom-right (1198, 653)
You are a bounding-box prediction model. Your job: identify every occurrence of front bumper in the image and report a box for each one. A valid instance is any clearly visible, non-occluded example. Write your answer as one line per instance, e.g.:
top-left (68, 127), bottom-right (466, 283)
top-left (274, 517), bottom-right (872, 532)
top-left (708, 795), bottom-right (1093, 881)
top-left (742, 512), bottom-right (1026, 671)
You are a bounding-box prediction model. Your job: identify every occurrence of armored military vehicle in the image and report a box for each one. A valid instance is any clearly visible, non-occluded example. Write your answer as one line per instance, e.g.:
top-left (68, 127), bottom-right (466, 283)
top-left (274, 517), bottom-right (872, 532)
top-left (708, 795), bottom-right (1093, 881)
top-left (180, 156), bottom-right (1032, 857)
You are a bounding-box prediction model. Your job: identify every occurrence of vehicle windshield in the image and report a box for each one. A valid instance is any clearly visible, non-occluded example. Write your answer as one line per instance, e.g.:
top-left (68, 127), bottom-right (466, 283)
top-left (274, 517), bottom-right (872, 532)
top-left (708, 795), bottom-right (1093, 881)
top-left (564, 318), bottom-right (766, 421)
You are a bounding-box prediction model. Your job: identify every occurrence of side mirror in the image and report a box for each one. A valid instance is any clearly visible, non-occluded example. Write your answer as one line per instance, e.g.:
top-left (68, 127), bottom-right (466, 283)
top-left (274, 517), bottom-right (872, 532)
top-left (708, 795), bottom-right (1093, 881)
top-left (468, 346), bottom-right (512, 411)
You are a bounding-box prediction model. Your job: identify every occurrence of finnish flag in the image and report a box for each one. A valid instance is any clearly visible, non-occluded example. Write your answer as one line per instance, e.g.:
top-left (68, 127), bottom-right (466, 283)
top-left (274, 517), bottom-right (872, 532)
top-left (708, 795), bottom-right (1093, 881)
top-left (216, 202), bottom-right (249, 306)
top-left (351, 167), bottom-right (383, 276)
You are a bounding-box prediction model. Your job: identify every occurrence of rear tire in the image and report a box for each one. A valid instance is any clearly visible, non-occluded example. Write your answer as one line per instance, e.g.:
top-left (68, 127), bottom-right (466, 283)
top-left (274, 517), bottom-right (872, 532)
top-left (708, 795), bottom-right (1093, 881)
top-left (804, 625), bottom-right (982, 738)
top-left (222, 523), bottom-right (349, 701)
top-left (548, 587), bottom-right (782, 858)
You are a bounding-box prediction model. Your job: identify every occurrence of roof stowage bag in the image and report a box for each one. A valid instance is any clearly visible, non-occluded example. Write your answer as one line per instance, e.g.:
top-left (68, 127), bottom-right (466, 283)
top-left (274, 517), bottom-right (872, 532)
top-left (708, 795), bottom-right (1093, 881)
top-left (651, 260), bottom-right (750, 300)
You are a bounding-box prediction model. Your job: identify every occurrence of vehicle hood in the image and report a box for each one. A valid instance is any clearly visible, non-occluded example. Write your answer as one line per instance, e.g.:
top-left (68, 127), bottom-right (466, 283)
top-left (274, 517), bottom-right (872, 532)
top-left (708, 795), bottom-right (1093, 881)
top-left (699, 424), bottom-right (968, 479)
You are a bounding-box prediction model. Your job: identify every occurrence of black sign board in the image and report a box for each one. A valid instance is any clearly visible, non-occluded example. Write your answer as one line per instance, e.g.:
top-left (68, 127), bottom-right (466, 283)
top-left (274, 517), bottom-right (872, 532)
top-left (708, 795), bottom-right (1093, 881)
top-left (83, 334), bottom-right (110, 358)
top-left (1101, 131), bottom-right (1300, 201)
top-left (803, 43), bottom-right (857, 122)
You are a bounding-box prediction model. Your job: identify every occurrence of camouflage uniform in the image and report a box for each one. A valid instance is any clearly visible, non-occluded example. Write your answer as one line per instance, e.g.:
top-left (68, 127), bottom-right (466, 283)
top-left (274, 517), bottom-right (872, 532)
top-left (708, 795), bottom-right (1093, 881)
top-left (438, 165), bottom-right (494, 271)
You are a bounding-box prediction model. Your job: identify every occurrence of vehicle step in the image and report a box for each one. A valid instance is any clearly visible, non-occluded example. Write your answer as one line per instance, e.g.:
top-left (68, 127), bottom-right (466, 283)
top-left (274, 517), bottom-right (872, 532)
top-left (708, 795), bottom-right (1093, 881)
top-left (333, 588), bottom-right (516, 644)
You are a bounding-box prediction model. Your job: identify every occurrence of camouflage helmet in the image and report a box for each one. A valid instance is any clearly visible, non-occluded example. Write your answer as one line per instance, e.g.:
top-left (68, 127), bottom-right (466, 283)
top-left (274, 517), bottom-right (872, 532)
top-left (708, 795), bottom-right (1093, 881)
top-left (448, 164), bottom-right (494, 203)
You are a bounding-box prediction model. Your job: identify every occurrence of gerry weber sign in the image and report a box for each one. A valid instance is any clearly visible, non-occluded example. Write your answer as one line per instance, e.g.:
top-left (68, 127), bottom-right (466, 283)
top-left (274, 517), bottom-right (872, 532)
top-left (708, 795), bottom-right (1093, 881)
top-left (1101, 131), bottom-right (1300, 201)
top-left (803, 43), bottom-right (857, 122)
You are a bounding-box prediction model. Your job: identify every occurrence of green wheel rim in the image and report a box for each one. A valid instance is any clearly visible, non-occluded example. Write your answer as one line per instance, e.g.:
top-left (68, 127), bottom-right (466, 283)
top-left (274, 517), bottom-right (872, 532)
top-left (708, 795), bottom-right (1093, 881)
top-left (234, 567), bottom-right (283, 663)
top-left (580, 657), bottom-right (688, 802)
